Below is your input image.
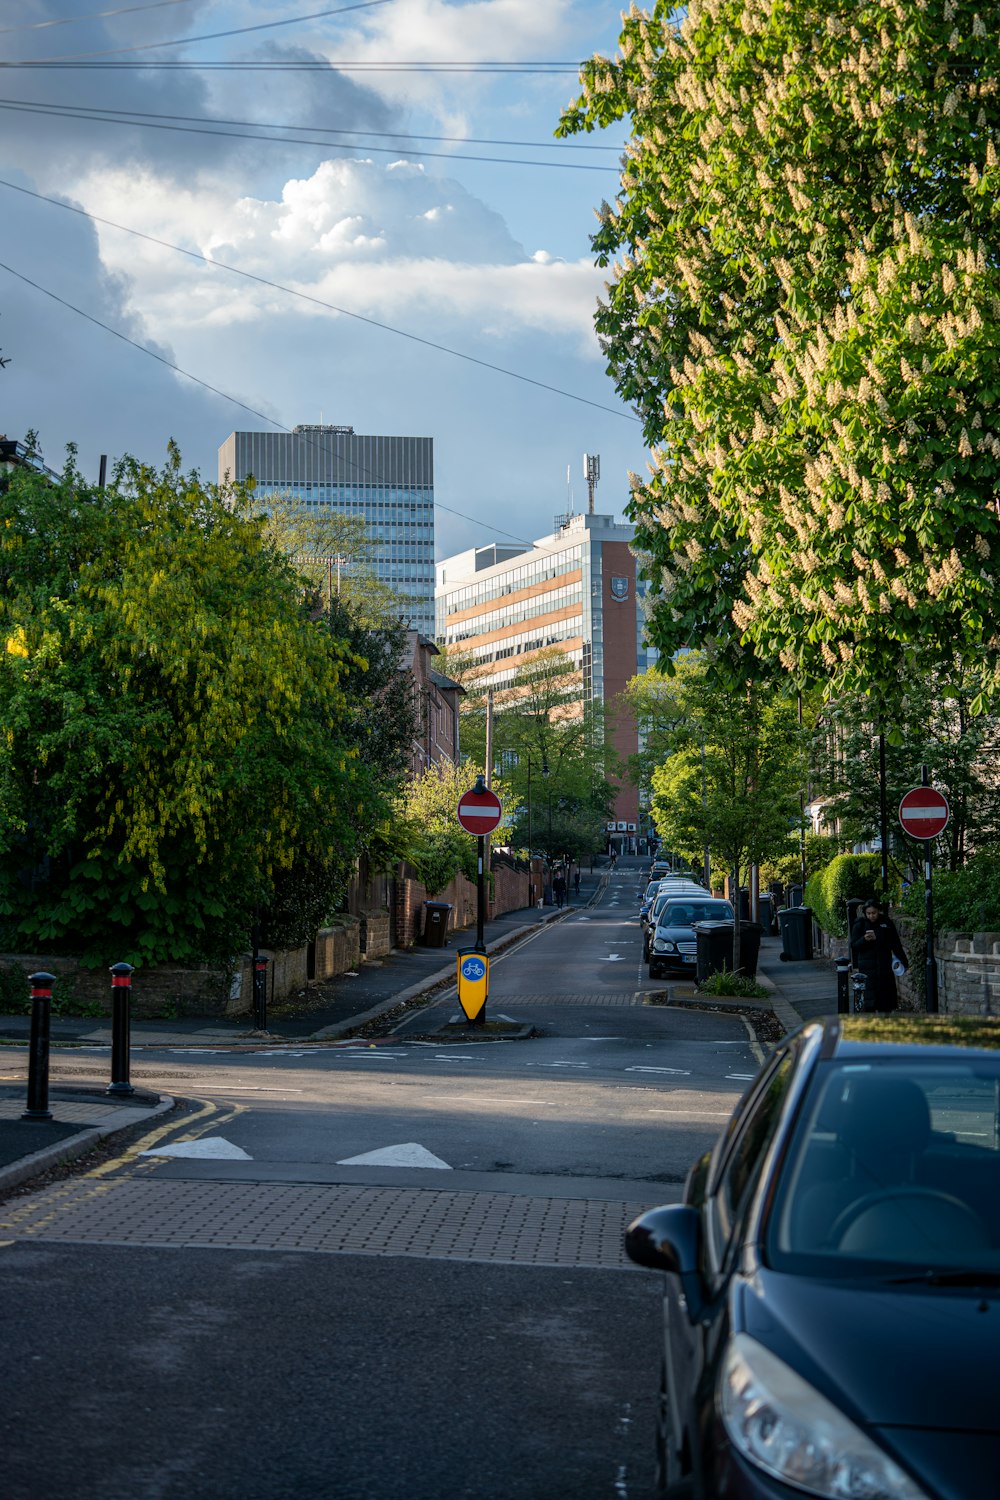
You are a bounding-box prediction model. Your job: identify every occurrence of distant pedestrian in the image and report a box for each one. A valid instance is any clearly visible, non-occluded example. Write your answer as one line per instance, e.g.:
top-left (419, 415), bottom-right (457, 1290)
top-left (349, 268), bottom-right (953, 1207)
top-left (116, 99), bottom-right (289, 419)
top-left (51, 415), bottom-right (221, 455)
top-left (552, 872), bottom-right (567, 908)
top-left (573, 870), bottom-right (581, 897)
top-left (609, 851), bottom-right (618, 870)
top-left (850, 899), bottom-right (908, 1012)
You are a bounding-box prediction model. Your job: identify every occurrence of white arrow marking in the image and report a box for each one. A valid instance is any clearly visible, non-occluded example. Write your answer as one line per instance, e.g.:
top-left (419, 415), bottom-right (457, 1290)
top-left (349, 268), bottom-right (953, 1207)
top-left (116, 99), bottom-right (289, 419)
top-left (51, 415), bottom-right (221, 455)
top-left (602, 954), bottom-right (625, 962)
top-left (140, 1137), bottom-right (252, 1160)
top-left (336, 1143), bottom-right (452, 1169)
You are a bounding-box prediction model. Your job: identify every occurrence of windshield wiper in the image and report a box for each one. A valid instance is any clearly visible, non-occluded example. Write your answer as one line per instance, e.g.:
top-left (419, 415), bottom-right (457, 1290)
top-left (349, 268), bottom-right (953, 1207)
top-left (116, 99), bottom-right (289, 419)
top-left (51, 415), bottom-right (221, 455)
top-left (885, 1269), bottom-right (1000, 1287)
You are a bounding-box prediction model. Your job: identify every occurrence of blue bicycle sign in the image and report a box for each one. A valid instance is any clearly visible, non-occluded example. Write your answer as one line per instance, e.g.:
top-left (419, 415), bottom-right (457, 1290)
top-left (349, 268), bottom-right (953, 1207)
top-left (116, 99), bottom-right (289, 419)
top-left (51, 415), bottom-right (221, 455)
top-left (460, 957), bottom-right (486, 982)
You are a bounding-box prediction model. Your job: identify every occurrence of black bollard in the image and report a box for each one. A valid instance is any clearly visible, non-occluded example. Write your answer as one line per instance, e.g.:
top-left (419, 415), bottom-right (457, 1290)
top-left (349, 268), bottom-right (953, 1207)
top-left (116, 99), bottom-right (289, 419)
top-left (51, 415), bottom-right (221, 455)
top-left (22, 971), bottom-right (57, 1120)
top-left (253, 956), bottom-right (268, 1032)
top-left (836, 957), bottom-right (850, 1015)
top-left (107, 962), bottom-right (135, 1096)
top-left (851, 971), bottom-right (867, 1013)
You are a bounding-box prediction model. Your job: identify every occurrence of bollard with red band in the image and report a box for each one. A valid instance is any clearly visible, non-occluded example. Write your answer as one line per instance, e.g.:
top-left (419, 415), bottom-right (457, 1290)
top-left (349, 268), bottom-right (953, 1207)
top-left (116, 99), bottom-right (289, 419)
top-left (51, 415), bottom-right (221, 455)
top-left (22, 972), bottom-right (56, 1120)
top-left (108, 962), bottom-right (135, 1096)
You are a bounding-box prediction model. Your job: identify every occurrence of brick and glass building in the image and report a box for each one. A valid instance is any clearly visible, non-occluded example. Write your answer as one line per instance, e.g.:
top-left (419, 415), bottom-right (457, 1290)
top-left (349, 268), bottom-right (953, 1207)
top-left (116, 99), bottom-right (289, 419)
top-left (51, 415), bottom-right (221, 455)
top-left (435, 511), bottom-right (651, 834)
top-left (218, 425), bottom-right (436, 634)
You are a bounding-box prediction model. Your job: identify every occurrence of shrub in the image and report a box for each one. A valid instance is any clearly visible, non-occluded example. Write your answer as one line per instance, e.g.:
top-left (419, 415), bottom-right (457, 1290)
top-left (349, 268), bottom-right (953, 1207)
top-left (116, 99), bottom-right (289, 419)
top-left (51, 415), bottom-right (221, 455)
top-left (899, 848), bottom-right (1000, 933)
top-left (805, 853), bottom-right (901, 938)
top-left (697, 969), bottom-right (769, 999)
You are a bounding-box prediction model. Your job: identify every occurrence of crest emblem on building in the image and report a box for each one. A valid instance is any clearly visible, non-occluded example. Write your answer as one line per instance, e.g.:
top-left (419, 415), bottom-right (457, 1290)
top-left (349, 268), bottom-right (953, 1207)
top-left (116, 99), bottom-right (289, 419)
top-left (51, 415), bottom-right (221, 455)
top-left (610, 575), bottom-right (630, 601)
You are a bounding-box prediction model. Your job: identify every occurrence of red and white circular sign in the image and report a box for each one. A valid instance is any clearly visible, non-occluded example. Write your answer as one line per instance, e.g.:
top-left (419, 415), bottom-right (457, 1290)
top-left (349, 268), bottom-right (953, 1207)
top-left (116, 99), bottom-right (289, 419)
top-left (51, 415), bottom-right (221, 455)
top-left (457, 785), bottom-right (503, 836)
top-left (899, 787), bottom-right (950, 840)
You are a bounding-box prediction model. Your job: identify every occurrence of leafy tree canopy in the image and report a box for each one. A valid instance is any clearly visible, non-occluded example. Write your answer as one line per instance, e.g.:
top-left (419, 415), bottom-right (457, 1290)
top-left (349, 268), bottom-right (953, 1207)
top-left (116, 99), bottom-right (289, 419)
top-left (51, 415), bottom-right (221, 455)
top-left (647, 654), bottom-right (806, 891)
top-left (559, 0), bottom-right (1000, 709)
top-left (0, 446), bottom-right (386, 966)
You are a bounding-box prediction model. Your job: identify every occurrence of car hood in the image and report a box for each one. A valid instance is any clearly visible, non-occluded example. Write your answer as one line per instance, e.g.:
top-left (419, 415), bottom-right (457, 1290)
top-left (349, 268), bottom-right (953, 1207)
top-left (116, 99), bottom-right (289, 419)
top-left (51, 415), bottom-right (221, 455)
top-left (742, 1268), bottom-right (1000, 1436)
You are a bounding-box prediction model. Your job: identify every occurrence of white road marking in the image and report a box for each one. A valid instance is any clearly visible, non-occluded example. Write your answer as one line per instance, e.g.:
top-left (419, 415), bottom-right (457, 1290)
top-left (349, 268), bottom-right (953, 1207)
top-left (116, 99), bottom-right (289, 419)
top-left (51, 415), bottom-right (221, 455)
top-left (422, 1096), bottom-right (556, 1105)
top-left (336, 1143), bottom-right (452, 1169)
top-left (626, 1066), bottom-right (692, 1075)
top-left (525, 1061), bottom-right (590, 1069)
top-left (648, 1109), bottom-right (731, 1118)
top-left (602, 954), bottom-right (625, 962)
top-left (726, 1073), bottom-right (757, 1081)
top-left (210, 1086), bottom-right (305, 1094)
top-left (141, 1137), bottom-right (252, 1160)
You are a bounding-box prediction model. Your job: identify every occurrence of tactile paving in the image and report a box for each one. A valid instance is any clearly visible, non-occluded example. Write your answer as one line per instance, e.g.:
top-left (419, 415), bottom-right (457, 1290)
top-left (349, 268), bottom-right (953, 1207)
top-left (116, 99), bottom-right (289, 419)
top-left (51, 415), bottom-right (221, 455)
top-left (0, 1177), bottom-right (649, 1269)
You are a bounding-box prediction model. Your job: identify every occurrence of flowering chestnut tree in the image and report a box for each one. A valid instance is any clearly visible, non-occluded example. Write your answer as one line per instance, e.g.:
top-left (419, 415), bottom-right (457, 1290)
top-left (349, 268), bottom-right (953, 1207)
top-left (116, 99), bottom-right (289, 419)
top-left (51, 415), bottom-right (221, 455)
top-left (559, 0), bottom-right (1000, 711)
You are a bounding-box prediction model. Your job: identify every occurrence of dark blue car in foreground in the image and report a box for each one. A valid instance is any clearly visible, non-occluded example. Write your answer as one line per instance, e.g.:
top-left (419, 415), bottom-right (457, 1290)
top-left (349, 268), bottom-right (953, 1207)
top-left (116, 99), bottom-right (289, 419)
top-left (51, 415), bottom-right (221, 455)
top-left (626, 1016), bottom-right (1000, 1498)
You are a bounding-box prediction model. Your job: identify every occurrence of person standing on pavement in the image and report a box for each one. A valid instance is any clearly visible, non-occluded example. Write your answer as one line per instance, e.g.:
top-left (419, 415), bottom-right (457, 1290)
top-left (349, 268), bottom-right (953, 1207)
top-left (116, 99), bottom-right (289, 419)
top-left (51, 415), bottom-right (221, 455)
top-left (552, 871), bottom-right (567, 908)
top-left (573, 870), bottom-right (581, 898)
top-left (850, 899), bottom-right (908, 1012)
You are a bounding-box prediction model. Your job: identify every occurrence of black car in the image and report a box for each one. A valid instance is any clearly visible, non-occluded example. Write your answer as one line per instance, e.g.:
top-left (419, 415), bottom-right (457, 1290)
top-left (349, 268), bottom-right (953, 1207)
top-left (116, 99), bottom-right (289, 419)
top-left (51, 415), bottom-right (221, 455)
top-left (626, 1015), bottom-right (1000, 1498)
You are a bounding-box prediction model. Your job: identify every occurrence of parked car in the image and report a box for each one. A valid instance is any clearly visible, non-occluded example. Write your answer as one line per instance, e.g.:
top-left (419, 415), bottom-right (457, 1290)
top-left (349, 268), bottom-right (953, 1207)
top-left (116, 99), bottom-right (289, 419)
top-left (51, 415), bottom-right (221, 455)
top-left (639, 880), bottom-right (665, 926)
top-left (641, 884), bottom-right (713, 954)
top-left (647, 896), bottom-right (733, 974)
top-left (625, 1015), bottom-right (1000, 1498)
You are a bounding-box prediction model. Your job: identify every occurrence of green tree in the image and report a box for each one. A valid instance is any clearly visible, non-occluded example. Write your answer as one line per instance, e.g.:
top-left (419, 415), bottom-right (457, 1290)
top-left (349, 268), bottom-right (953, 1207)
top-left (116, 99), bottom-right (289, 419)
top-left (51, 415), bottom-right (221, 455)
top-left (559, 1), bottom-right (1000, 709)
top-left (438, 644), bottom-right (618, 862)
top-left (398, 760), bottom-right (523, 895)
top-left (647, 655), bottom-right (806, 968)
top-left (261, 496), bottom-right (407, 631)
top-left (0, 447), bottom-right (382, 966)
top-left (813, 671), bottom-right (1000, 872)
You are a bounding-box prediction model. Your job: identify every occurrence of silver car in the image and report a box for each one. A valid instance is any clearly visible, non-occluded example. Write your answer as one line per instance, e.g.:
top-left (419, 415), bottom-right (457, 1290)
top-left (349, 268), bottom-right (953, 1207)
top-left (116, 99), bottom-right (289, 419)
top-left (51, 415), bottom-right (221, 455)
top-left (648, 896), bottom-right (734, 978)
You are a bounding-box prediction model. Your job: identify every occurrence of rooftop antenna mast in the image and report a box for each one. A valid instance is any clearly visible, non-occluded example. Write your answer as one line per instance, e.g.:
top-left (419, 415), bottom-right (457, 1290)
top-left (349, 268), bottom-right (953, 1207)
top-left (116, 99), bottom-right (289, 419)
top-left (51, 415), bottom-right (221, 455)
top-left (583, 452), bottom-right (600, 514)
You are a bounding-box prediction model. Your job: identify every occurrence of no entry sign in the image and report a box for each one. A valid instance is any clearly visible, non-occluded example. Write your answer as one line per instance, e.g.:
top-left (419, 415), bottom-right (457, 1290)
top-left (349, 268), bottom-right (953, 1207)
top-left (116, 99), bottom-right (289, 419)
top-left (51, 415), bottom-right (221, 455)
top-left (457, 785), bottom-right (503, 836)
top-left (899, 786), bottom-right (950, 840)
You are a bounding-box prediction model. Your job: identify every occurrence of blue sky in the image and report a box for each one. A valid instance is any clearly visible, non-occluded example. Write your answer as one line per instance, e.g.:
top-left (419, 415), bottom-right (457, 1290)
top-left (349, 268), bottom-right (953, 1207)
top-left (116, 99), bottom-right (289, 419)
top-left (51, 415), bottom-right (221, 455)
top-left (0, 0), bottom-right (647, 558)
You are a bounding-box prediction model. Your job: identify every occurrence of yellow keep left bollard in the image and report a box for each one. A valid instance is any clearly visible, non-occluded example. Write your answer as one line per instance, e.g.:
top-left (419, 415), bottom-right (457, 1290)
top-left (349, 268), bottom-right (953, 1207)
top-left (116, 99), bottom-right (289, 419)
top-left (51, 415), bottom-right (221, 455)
top-left (456, 948), bottom-right (489, 1025)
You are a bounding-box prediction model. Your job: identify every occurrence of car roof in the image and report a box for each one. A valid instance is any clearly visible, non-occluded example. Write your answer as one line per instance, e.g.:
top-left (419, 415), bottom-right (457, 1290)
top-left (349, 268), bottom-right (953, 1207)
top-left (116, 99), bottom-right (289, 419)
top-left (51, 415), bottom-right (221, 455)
top-left (805, 1014), bottom-right (1000, 1059)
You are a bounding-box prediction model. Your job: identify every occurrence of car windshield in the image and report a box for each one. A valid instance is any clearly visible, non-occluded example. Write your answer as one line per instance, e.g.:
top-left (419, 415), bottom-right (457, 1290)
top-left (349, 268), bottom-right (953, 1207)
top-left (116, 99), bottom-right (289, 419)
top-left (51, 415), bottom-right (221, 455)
top-left (658, 900), bottom-right (733, 927)
top-left (767, 1057), bottom-right (1000, 1278)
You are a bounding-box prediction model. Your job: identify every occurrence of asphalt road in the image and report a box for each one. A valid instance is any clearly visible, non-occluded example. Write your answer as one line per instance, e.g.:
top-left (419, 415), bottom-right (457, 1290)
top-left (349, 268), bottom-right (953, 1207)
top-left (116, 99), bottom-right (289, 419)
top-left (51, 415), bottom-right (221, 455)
top-left (0, 866), bottom-right (758, 1500)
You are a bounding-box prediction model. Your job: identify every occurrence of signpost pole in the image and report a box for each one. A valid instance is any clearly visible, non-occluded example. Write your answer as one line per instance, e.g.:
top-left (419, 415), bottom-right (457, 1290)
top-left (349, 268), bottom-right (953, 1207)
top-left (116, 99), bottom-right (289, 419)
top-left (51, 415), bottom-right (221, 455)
top-left (898, 778), bottom-right (948, 1015)
top-left (456, 775), bottom-right (503, 1028)
top-left (922, 765), bottom-right (939, 1013)
top-left (477, 833), bottom-right (486, 951)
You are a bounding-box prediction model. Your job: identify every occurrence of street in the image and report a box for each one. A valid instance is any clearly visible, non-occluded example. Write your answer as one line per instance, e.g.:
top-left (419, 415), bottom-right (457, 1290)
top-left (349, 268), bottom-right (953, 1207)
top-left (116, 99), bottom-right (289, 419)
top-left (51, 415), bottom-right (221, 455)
top-left (0, 869), bottom-right (761, 1499)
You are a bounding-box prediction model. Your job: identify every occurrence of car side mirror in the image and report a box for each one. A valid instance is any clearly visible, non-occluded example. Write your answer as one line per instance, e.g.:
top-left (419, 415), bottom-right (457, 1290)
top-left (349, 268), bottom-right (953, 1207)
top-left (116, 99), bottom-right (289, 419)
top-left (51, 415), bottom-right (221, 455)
top-left (624, 1204), bottom-right (707, 1320)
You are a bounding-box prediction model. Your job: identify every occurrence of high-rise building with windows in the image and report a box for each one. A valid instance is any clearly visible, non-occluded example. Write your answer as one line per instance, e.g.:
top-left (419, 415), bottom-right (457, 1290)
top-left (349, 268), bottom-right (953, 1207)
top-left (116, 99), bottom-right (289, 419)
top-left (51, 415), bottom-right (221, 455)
top-left (217, 425), bottom-right (436, 634)
top-left (435, 511), bottom-right (651, 831)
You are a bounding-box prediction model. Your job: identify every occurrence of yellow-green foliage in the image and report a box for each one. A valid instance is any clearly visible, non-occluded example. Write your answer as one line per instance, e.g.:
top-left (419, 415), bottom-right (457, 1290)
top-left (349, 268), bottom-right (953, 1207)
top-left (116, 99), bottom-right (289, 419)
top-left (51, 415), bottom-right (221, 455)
top-left (0, 446), bottom-right (378, 966)
top-left (805, 853), bottom-right (901, 937)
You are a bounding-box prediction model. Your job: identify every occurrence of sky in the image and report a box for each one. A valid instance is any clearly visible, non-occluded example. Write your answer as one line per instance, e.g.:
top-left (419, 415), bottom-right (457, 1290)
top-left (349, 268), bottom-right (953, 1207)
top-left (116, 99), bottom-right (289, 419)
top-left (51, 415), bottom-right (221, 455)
top-left (0, 0), bottom-right (647, 558)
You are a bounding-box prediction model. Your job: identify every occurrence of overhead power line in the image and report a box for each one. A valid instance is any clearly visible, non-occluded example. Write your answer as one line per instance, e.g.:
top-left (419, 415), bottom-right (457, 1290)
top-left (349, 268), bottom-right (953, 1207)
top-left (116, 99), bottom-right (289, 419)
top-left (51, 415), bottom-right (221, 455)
top-left (1, 59), bottom-right (582, 73)
top-left (0, 177), bottom-right (639, 426)
top-left (12, 0), bottom-right (395, 63)
top-left (0, 0), bottom-right (200, 33)
top-left (0, 99), bottom-right (617, 171)
top-left (0, 95), bottom-right (621, 152)
top-left (0, 256), bottom-right (558, 550)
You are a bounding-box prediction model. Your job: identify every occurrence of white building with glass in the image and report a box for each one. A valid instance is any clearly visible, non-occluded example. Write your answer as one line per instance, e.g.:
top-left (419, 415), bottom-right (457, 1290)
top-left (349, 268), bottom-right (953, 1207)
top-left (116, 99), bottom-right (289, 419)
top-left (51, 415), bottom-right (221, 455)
top-left (217, 424), bottom-right (436, 633)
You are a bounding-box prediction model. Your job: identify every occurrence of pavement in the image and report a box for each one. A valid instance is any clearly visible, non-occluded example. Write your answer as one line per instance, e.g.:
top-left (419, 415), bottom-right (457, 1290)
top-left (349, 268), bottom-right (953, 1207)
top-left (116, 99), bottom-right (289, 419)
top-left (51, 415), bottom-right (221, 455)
top-left (0, 865), bottom-right (842, 1195)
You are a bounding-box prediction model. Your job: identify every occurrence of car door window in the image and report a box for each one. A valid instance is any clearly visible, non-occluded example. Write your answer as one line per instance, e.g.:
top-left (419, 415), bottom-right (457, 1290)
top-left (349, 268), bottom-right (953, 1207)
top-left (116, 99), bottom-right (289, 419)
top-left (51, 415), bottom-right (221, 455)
top-left (709, 1052), bottom-right (796, 1270)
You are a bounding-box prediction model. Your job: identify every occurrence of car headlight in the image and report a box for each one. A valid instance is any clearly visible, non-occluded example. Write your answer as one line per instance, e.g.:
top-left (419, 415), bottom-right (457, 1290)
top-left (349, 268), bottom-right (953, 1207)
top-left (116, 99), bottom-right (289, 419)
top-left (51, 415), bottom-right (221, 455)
top-left (719, 1335), bottom-right (928, 1500)
top-left (652, 937), bottom-right (673, 952)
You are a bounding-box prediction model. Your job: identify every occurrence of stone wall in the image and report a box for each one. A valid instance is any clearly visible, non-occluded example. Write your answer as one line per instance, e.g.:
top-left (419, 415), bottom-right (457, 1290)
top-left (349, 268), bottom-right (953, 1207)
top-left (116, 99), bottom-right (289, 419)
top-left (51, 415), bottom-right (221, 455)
top-left (935, 930), bottom-right (1000, 1016)
top-left (0, 862), bottom-right (535, 1017)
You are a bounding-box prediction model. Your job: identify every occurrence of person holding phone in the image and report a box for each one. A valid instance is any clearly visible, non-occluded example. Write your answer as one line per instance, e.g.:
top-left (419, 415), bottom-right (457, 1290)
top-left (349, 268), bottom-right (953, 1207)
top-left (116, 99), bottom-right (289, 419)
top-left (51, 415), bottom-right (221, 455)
top-left (850, 899), bottom-right (909, 1012)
